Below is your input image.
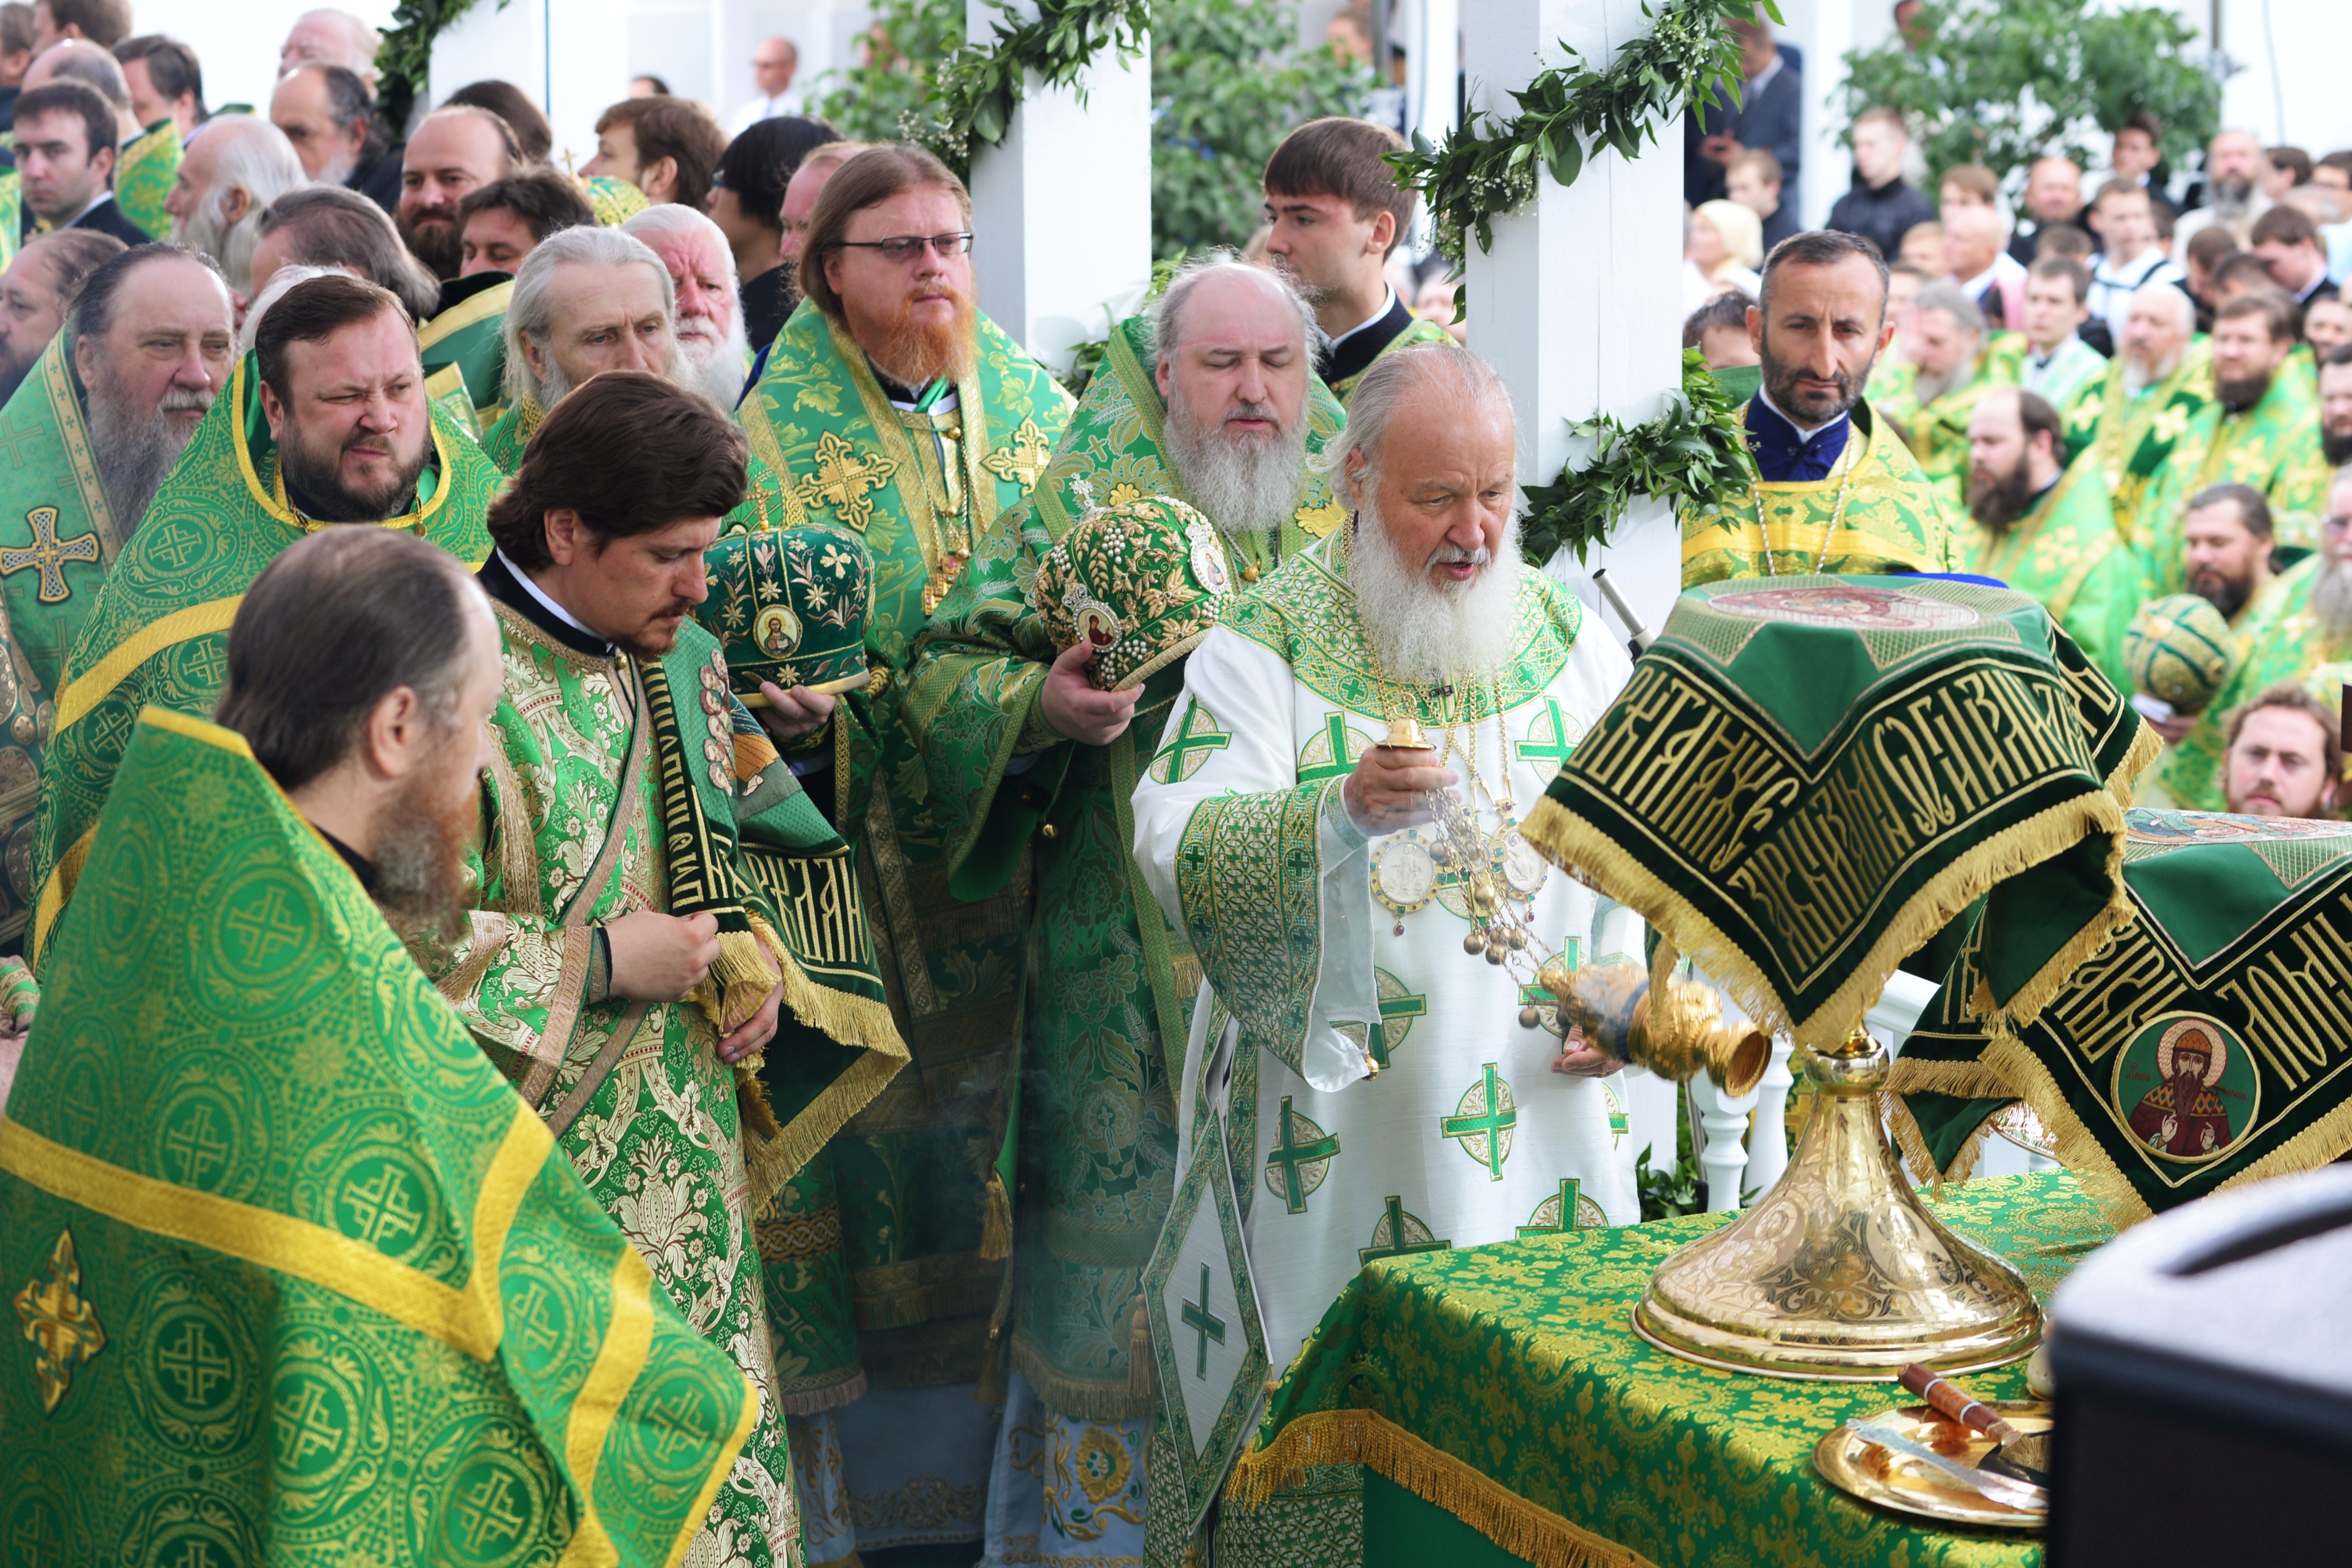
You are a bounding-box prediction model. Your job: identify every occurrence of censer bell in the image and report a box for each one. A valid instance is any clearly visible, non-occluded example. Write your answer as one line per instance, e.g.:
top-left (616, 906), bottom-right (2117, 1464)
top-left (1631, 1019), bottom-right (2042, 1380)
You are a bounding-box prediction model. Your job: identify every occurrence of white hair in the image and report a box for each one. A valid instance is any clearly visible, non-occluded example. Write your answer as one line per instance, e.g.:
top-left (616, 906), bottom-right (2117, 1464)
top-left (238, 263), bottom-right (353, 355)
top-left (621, 204), bottom-right (747, 407)
top-left (1149, 254), bottom-right (1325, 364)
top-left (288, 9), bottom-right (382, 80)
top-left (1316, 340), bottom-right (1514, 493)
top-left (504, 225), bottom-right (678, 410)
top-left (175, 116), bottom-right (310, 294)
top-left (2130, 280), bottom-right (2197, 338)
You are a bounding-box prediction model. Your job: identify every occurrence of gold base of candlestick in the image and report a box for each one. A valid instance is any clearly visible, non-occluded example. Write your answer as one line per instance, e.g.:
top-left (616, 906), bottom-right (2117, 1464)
top-left (1633, 1028), bottom-right (2043, 1381)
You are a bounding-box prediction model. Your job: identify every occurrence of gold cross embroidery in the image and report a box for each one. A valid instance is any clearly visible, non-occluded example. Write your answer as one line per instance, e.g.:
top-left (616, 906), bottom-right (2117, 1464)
top-left (790, 431), bottom-right (898, 532)
top-left (0, 507), bottom-right (101, 603)
top-left (14, 1228), bottom-right (105, 1412)
top-left (980, 418), bottom-right (1055, 492)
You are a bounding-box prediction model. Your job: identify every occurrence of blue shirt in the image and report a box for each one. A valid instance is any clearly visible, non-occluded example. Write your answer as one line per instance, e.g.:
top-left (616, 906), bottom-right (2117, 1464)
top-left (1745, 393), bottom-right (1851, 483)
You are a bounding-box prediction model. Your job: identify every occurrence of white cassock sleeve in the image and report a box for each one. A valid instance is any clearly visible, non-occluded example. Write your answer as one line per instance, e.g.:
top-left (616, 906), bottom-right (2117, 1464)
top-left (1133, 626), bottom-right (1377, 1094)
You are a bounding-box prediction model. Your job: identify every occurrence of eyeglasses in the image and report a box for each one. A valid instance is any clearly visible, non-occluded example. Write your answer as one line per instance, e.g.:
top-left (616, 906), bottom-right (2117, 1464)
top-left (827, 232), bottom-right (974, 263)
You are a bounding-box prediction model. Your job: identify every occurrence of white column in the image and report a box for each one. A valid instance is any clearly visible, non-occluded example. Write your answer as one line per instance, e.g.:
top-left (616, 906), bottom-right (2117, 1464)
top-left (1689, 1069), bottom-right (1759, 1211)
top-left (1462, 0), bottom-right (1685, 647)
top-left (965, 2), bottom-right (1154, 377)
top-left (1777, 0), bottom-right (1857, 232)
top-left (1742, 1036), bottom-right (1798, 1198)
top-left (1407, 0), bottom-right (1461, 149)
top-left (429, 0), bottom-right (631, 172)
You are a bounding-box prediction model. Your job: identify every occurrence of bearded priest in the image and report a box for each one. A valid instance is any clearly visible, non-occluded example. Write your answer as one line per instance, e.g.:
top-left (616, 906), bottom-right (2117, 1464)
top-left (1131, 346), bottom-right (1644, 1542)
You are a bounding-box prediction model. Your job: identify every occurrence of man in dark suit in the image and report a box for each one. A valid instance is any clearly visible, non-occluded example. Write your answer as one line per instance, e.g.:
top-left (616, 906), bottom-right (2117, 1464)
top-left (1685, 19), bottom-right (1802, 222)
top-left (15, 78), bottom-right (146, 244)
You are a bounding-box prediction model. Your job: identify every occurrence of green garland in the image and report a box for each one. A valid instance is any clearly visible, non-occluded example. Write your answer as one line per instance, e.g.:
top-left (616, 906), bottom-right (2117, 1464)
top-left (909, 0), bottom-right (1150, 169)
top-left (1520, 350), bottom-right (1756, 568)
top-left (1387, 0), bottom-right (1775, 266)
top-left (378, 0), bottom-right (504, 134)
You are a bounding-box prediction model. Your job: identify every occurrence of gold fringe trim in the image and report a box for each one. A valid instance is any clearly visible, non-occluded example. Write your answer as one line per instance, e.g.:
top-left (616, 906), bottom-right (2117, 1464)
top-left (735, 1063), bottom-right (781, 1140)
top-left (2106, 710), bottom-right (2164, 811)
top-left (776, 1368), bottom-right (867, 1417)
top-left (1881, 1092), bottom-right (1943, 1193)
top-left (979, 1170), bottom-right (1013, 1262)
top-left (1883, 1057), bottom-right (2016, 1101)
top-left (1982, 1034), bottom-right (2150, 1229)
top-left (1967, 805), bottom-right (2136, 1038)
top-left (1945, 1120), bottom-right (1989, 1185)
top-left (1225, 1409), bottom-right (1660, 1568)
top-left (1007, 1336), bottom-right (1155, 1423)
top-left (1520, 783), bottom-right (2125, 1050)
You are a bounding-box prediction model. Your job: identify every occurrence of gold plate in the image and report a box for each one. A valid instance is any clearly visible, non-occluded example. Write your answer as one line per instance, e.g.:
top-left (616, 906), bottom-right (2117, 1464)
top-left (738, 667), bottom-right (874, 707)
top-left (1813, 1401), bottom-right (2050, 1531)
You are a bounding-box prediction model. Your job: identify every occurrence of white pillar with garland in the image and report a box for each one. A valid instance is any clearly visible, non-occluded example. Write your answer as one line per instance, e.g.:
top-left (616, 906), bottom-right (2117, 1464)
top-left (964, 2), bottom-right (1156, 377)
top-left (428, 0), bottom-right (631, 172)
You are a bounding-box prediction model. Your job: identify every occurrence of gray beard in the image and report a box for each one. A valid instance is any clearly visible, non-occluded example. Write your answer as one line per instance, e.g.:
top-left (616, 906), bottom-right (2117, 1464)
top-left (2122, 349), bottom-right (2181, 398)
top-left (676, 313), bottom-right (752, 410)
top-left (2208, 175), bottom-right (2256, 218)
top-left (176, 190), bottom-right (263, 291)
top-left (2315, 555), bottom-right (2352, 639)
top-left (1347, 501), bottom-right (1524, 685)
top-left (1162, 394), bottom-right (1309, 538)
top-left (1912, 364), bottom-right (1966, 405)
top-left (84, 369), bottom-right (205, 533)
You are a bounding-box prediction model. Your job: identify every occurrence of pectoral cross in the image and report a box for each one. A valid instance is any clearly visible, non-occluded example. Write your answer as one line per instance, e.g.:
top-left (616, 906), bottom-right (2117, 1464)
top-left (0, 507), bottom-right (100, 603)
top-left (1180, 1263), bottom-right (1226, 1379)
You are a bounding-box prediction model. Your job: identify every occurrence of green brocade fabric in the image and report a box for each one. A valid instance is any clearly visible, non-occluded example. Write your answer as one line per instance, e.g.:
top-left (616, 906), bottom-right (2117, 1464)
top-left (482, 391), bottom-right (793, 534)
top-left (114, 120), bottom-right (181, 238)
top-left (1520, 576), bottom-right (2155, 1048)
top-left (27, 355), bottom-right (501, 968)
top-left (2132, 354), bottom-right (2335, 584)
top-left (737, 299), bottom-right (1073, 1394)
top-left (900, 314), bottom-right (1343, 1418)
top-left (1892, 810), bottom-right (2352, 1229)
top-left (2153, 553), bottom-right (2352, 810)
top-left (0, 710), bottom-right (755, 1566)
top-left (1326, 316), bottom-right (1455, 405)
top-left (0, 169), bottom-right (19, 267)
top-left (1223, 1172), bottom-right (2106, 1568)
top-left (2059, 337), bottom-right (2213, 545)
top-left (1681, 400), bottom-right (1954, 586)
top-left (1870, 336), bottom-right (2026, 517)
top-left (0, 330), bottom-right (130, 696)
top-left (419, 276), bottom-right (512, 437)
top-left (1953, 456), bottom-right (2143, 690)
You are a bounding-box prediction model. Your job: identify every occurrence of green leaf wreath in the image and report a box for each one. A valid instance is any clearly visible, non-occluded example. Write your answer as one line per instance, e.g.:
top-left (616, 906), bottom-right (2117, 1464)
top-left (1520, 350), bottom-right (1756, 569)
top-left (378, 0), bottom-right (504, 134)
top-left (907, 0), bottom-right (1152, 169)
top-left (1386, 0), bottom-right (1777, 267)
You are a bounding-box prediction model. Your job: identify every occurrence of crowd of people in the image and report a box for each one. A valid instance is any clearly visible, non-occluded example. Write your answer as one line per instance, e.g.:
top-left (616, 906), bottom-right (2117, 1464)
top-left (0, 3), bottom-right (2345, 1567)
top-left (1683, 11), bottom-right (2351, 826)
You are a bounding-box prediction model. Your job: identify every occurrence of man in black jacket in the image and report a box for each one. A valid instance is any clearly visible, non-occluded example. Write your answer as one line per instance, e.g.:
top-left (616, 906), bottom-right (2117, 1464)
top-left (1826, 105), bottom-right (1935, 262)
top-left (14, 78), bottom-right (144, 244)
top-left (1685, 19), bottom-right (1802, 218)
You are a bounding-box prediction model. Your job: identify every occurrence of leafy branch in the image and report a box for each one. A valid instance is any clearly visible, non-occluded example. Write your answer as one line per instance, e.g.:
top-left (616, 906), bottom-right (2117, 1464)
top-left (378, 0), bottom-right (506, 134)
top-left (909, 0), bottom-right (1151, 169)
top-left (1386, 0), bottom-right (1775, 266)
top-left (1521, 350), bottom-right (1756, 568)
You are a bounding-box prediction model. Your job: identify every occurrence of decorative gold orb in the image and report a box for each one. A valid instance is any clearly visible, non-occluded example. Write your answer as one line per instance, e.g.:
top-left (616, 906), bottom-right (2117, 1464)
top-left (1517, 1006), bottom-right (1542, 1029)
top-left (1505, 925), bottom-right (1528, 950)
top-left (1462, 931), bottom-right (1487, 955)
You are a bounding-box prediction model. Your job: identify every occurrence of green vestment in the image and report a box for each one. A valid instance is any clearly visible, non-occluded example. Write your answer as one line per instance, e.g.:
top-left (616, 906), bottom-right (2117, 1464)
top-left (903, 315), bottom-right (1347, 1417)
top-left (1871, 336), bottom-right (2026, 518)
top-left (0, 169), bottom-right (19, 267)
top-left (2154, 553), bottom-right (2352, 810)
top-left (0, 330), bottom-right (133, 697)
top-left (425, 600), bottom-right (911, 1566)
top-left (420, 277), bottom-right (512, 440)
top-left (736, 299), bottom-right (1073, 1395)
top-left (483, 391), bottom-right (796, 534)
top-left (2136, 354), bottom-right (2335, 587)
top-left (1681, 398), bottom-right (1954, 585)
top-left (2060, 337), bottom-right (2214, 545)
top-left (1953, 457), bottom-right (2143, 690)
top-left (1326, 316), bottom-right (1455, 405)
top-left (0, 709), bottom-right (757, 1566)
top-left (27, 355), bottom-right (502, 966)
top-left (114, 120), bottom-right (180, 239)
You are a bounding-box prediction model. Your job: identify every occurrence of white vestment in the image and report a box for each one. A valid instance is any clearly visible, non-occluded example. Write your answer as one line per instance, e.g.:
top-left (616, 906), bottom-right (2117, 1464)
top-left (1133, 532), bottom-right (1643, 1377)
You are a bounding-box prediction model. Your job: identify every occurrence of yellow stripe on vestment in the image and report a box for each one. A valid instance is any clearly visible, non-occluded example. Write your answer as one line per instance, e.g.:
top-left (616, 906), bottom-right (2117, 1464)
top-left (419, 278), bottom-right (513, 348)
top-left (557, 1247), bottom-right (656, 1568)
top-left (53, 597), bottom-right (245, 734)
top-left (0, 1105), bottom-right (549, 1362)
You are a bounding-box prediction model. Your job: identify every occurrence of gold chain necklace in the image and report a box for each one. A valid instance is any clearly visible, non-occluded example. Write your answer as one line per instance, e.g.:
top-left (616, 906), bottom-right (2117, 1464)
top-left (1763, 422), bottom-right (1860, 578)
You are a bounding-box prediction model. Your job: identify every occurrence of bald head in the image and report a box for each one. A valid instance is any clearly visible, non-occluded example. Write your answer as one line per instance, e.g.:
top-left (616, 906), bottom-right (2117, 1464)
top-left (1942, 203), bottom-right (2009, 281)
top-left (280, 9), bottom-right (379, 85)
top-left (26, 36), bottom-right (129, 133)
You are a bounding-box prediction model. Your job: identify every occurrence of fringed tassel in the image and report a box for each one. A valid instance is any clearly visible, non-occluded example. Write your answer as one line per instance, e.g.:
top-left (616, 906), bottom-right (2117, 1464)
top-left (735, 1057), bottom-right (781, 1139)
top-left (979, 1170), bottom-right (1013, 1262)
top-left (703, 927), bottom-right (780, 1033)
top-left (1127, 1293), bottom-right (1157, 1401)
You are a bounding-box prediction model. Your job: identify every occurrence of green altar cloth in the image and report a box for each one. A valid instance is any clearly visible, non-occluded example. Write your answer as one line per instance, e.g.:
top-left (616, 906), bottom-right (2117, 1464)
top-left (1220, 1172), bottom-right (2107, 1568)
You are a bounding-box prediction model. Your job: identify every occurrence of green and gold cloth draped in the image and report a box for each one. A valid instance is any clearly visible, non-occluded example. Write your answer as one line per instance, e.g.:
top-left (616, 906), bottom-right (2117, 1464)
top-left (114, 120), bottom-right (180, 239)
top-left (581, 173), bottom-right (649, 228)
top-left (1521, 576), bottom-right (2156, 1047)
top-left (1326, 316), bottom-right (1455, 405)
top-left (1213, 1172), bottom-right (2106, 1568)
top-left (1681, 400), bottom-right (1954, 586)
top-left (1870, 335), bottom-right (2027, 518)
top-left (484, 390), bottom-right (795, 535)
top-left (1954, 456), bottom-right (2143, 691)
top-left (735, 298), bottom-right (1071, 1395)
top-left (0, 169), bottom-right (19, 267)
top-left (2133, 354), bottom-right (2335, 585)
top-left (0, 709), bottom-right (756, 1566)
top-left (0, 329), bottom-right (131, 697)
top-left (1892, 810), bottom-right (2352, 1229)
top-left (419, 276), bottom-right (512, 439)
top-left (27, 354), bottom-right (501, 966)
top-left (2059, 336), bottom-right (2213, 544)
top-left (2153, 552), bottom-right (2352, 810)
top-left (902, 312), bottom-right (1345, 1417)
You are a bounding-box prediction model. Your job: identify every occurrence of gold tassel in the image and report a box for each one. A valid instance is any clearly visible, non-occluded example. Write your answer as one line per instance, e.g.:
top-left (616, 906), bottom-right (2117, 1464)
top-left (1126, 1293), bottom-right (1156, 1400)
top-left (979, 1170), bottom-right (1013, 1262)
top-left (735, 1057), bottom-right (780, 1139)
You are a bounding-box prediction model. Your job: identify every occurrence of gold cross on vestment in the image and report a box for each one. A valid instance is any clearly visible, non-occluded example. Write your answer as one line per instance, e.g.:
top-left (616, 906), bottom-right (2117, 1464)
top-left (791, 431), bottom-right (898, 532)
top-left (14, 1228), bottom-right (106, 1412)
top-left (980, 418), bottom-right (1054, 492)
top-left (0, 507), bottom-right (100, 603)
